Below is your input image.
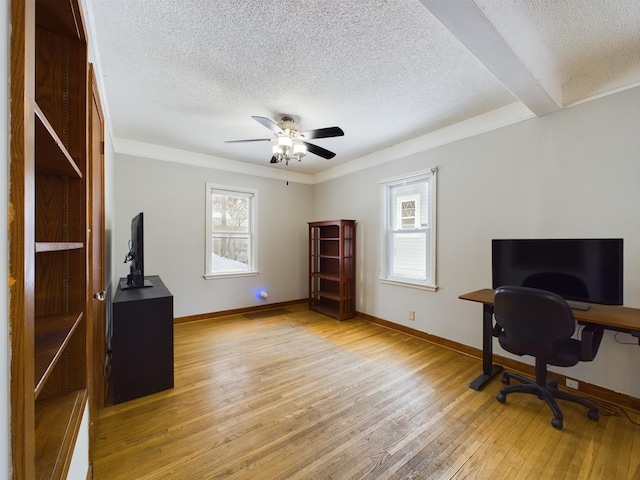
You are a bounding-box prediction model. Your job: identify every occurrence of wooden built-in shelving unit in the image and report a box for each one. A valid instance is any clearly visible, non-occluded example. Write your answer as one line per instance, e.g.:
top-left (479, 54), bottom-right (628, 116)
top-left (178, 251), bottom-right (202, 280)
top-left (9, 0), bottom-right (92, 477)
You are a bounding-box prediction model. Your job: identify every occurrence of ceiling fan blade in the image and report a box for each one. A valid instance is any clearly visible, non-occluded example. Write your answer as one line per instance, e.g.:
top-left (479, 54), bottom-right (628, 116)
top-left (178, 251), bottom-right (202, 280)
top-left (304, 141), bottom-right (336, 159)
top-left (225, 138), bottom-right (272, 143)
top-left (252, 116), bottom-right (284, 135)
top-left (300, 126), bottom-right (344, 140)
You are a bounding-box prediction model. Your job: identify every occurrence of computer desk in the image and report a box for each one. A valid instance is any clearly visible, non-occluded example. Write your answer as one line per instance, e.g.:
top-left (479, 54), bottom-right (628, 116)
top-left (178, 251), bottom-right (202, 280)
top-left (459, 288), bottom-right (640, 391)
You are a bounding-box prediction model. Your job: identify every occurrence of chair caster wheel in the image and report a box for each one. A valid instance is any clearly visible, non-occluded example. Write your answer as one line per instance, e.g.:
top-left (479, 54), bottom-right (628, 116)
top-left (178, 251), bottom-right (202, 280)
top-left (588, 410), bottom-right (599, 421)
top-left (496, 393), bottom-right (506, 404)
top-left (501, 373), bottom-right (510, 385)
top-left (551, 418), bottom-right (563, 430)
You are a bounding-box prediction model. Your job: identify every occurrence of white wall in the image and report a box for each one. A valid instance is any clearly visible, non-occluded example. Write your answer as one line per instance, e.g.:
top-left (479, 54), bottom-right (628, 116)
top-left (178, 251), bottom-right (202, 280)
top-left (113, 155), bottom-right (312, 317)
top-left (1, 0), bottom-right (10, 475)
top-left (313, 86), bottom-right (640, 398)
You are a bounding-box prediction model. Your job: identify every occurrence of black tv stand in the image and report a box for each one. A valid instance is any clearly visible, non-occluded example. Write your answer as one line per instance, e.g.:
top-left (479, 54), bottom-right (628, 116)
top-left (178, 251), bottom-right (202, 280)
top-left (112, 275), bottom-right (174, 404)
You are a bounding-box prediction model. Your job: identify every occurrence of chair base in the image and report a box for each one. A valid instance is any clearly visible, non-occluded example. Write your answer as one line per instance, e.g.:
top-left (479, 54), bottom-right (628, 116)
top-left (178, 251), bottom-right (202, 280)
top-left (496, 371), bottom-right (599, 430)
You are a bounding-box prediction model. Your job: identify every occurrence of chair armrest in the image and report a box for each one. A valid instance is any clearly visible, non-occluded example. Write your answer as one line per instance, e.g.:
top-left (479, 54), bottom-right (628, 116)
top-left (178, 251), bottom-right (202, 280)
top-left (580, 324), bottom-right (604, 361)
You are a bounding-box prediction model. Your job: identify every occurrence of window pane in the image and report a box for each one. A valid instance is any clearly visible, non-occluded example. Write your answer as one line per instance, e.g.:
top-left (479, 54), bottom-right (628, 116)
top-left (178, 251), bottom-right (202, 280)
top-left (391, 231), bottom-right (427, 280)
top-left (391, 181), bottom-right (428, 228)
top-left (212, 193), bottom-right (249, 233)
top-left (211, 236), bottom-right (249, 272)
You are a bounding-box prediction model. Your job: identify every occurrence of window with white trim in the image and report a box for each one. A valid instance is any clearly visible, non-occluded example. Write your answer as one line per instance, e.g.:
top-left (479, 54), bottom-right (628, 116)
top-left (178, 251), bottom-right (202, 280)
top-left (205, 184), bottom-right (257, 278)
top-left (381, 168), bottom-right (437, 290)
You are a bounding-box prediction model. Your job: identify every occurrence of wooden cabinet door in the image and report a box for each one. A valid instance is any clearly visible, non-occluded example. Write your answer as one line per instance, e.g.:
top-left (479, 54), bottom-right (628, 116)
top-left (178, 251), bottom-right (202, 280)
top-left (88, 64), bottom-right (106, 464)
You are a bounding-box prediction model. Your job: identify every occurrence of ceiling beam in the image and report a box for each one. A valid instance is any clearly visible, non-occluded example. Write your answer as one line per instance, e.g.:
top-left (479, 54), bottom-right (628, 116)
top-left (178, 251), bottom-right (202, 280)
top-left (420, 0), bottom-right (560, 116)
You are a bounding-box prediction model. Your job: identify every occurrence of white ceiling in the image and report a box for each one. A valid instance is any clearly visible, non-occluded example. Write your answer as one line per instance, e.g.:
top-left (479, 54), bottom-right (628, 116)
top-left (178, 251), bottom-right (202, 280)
top-left (86, 0), bottom-right (640, 179)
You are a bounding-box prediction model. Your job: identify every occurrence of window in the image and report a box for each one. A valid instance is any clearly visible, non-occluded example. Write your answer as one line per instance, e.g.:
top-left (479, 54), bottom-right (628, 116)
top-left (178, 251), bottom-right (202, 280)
top-left (205, 184), bottom-right (257, 278)
top-left (381, 168), bottom-right (437, 290)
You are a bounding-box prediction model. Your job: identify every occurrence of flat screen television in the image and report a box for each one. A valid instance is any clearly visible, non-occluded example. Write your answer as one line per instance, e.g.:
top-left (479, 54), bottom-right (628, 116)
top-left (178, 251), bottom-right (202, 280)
top-left (123, 212), bottom-right (150, 288)
top-left (492, 238), bottom-right (623, 306)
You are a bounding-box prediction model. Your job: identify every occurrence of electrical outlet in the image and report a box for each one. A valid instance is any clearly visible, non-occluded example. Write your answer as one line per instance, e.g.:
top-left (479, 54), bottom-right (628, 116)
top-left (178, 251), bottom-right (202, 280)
top-left (408, 310), bottom-right (415, 321)
top-left (566, 378), bottom-right (579, 389)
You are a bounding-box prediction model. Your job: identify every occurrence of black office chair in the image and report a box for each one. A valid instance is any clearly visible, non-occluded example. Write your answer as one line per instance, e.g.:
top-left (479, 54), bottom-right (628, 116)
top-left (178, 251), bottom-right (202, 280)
top-left (493, 286), bottom-right (604, 429)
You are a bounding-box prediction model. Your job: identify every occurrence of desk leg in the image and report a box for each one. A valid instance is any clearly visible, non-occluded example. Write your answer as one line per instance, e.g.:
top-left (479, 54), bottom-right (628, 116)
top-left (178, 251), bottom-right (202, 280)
top-left (469, 303), bottom-right (503, 391)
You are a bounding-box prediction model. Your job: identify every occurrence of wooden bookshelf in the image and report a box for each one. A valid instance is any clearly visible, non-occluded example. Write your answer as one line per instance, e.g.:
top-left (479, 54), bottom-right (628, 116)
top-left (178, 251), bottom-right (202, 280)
top-left (9, 0), bottom-right (93, 477)
top-left (308, 220), bottom-right (356, 320)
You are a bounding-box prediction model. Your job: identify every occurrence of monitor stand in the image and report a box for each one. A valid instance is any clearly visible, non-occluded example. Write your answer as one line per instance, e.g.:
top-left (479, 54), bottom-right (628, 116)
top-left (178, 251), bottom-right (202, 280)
top-left (120, 277), bottom-right (153, 290)
top-left (567, 300), bottom-right (591, 311)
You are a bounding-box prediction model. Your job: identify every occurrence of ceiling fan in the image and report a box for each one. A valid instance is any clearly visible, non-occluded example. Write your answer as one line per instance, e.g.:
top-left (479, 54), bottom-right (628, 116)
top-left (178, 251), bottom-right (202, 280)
top-left (225, 115), bottom-right (344, 165)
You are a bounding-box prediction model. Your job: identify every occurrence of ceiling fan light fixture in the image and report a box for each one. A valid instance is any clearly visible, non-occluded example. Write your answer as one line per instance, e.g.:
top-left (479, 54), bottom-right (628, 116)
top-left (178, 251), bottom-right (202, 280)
top-left (278, 136), bottom-right (293, 148)
top-left (226, 115), bottom-right (343, 166)
top-left (293, 143), bottom-right (307, 161)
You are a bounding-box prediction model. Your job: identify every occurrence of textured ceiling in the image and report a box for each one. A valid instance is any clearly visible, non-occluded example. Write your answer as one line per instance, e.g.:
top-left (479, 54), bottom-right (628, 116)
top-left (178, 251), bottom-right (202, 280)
top-left (86, 0), bottom-right (640, 178)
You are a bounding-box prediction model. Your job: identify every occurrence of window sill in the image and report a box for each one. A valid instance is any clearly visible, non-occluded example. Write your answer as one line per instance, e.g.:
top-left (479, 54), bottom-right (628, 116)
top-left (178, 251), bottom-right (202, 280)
top-left (204, 271), bottom-right (259, 280)
top-left (379, 278), bottom-right (438, 292)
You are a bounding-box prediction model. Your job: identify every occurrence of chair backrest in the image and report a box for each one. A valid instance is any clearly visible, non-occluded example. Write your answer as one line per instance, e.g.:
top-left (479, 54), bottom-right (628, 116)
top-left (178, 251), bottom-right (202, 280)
top-left (494, 286), bottom-right (576, 358)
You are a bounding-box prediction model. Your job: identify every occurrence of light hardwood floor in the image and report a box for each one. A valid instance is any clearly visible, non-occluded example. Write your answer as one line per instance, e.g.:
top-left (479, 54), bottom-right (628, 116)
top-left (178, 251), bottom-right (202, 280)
top-left (93, 304), bottom-right (640, 479)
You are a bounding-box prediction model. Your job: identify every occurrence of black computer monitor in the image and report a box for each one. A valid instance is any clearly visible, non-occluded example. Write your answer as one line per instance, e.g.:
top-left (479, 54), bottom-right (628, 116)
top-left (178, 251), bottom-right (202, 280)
top-left (492, 238), bottom-right (623, 305)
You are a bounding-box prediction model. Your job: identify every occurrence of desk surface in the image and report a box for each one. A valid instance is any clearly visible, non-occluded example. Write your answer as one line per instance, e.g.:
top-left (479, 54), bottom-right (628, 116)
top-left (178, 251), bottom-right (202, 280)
top-left (460, 288), bottom-right (640, 334)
